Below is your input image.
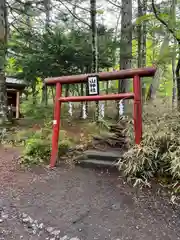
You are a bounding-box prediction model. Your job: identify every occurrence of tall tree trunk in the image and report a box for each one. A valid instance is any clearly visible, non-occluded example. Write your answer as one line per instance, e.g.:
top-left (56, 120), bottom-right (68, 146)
top-left (80, 83), bottom-right (84, 118)
top-left (176, 47), bottom-right (180, 107)
top-left (51, 87), bottom-right (55, 102)
top-left (118, 0), bottom-right (132, 117)
top-left (172, 40), bottom-right (177, 106)
top-left (42, 0), bottom-right (51, 105)
top-left (113, 11), bottom-right (121, 66)
top-left (32, 81), bottom-right (36, 105)
top-left (0, 0), bottom-right (7, 124)
top-left (71, 0), bottom-right (78, 30)
top-left (90, 0), bottom-right (99, 122)
top-left (85, 65), bottom-right (90, 115)
top-left (24, 1), bottom-right (31, 26)
top-left (171, 0), bottom-right (177, 106)
top-left (137, 0), bottom-right (147, 102)
top-left (142, 0), bottom-right (147, 67)
top-left (24, 1), bottom-right (36, 105)
top-left (44, 0), bottom-right (50, 31)
top-left (90, 0), bottom-right (98, 74)
top-left (105, 80), bottom-right (109, 107)
top-left (137, 0), bottom-right (143, 68)
top-left (65, 85), bottom-right (69, 97)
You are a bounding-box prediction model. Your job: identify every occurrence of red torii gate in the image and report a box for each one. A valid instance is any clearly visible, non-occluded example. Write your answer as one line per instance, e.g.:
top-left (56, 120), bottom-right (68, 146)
top-left (44, 67), bottom-right (156, 168)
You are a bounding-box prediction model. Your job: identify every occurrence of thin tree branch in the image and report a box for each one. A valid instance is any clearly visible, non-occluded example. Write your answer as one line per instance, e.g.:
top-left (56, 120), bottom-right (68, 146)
top-left (59, 0), bottom-right (90, 13)
top-left (55, 0), bottom-right (90, 27)
top-left (7, 1), bottom-right (43, 31)
top-left (107, 0), bottom-right (121, 8)
top-left (152, 0), bottom-right (180, 42)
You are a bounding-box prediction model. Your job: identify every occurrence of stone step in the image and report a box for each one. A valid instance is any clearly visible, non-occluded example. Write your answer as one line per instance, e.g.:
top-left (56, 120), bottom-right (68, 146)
top-left (76, 158), bottom-right (118, 170)
top-left (84, 150), bottom-right (121, 162)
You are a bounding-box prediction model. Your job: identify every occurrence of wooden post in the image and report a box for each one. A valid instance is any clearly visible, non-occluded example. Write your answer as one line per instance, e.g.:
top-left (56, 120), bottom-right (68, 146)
top-left (133, 75), bottom-right (142, 144)
top-left (16, 91), bottom-right (20, 119)
top-left (50, 82), bottom-right (62, 168)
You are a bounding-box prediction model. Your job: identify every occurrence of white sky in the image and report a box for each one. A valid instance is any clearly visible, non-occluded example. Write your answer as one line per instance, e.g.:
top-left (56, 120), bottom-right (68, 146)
top-left (56, 0), bottom-right (138, 29)
top-left (52, 0), bottom-right (121, 29)
top-left (9, 0), bottom-right (147, 32)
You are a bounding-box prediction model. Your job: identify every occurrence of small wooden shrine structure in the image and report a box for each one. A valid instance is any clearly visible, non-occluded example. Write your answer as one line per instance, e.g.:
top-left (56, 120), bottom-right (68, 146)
top-left (6, 77), bottom-right (27, 119)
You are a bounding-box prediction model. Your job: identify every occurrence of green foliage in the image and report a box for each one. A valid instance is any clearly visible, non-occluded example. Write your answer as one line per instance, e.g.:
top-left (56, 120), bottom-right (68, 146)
top-left (118, 101), bottom-right (180, 192)
top-left (23, 138), bottom-right (51, 165)
top-left (7, 0), bottom-right (178, 102)
top-left (8, 26), bottom-right (117, 83)
top-left (21, 99), bottom-right (53, 120)
top-left (136, 13), bottom-right (155, 25)
top-left (20, 128), bottom-right (72, 166)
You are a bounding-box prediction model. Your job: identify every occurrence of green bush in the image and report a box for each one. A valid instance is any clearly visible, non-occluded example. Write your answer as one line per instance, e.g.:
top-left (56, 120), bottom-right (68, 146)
top-left (58, 139), bottom-right (72, 156)
top-left (20, 127), bottom-right (73, 166)
top-left (22, 138), bottom-right (51, 165)
top-left (16, 129), bottom-right (40, 143)
top-left (118, 102), bottom-right (180, 192)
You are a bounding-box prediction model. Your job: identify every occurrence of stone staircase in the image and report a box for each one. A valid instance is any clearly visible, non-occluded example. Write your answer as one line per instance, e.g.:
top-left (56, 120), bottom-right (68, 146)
top-left (75, 149), bottom-right (121, 170)
top-left (75, 119), bottom-right (130, 170)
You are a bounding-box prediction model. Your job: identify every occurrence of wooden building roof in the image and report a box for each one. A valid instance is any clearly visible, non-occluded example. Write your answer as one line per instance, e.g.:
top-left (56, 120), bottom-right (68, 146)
top-left (6, 77), bottom-right (27, 90)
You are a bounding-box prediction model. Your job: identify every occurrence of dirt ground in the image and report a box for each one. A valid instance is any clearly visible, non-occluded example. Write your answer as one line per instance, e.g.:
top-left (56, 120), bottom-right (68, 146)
top-left (0, 147), bottom-right (180, 240)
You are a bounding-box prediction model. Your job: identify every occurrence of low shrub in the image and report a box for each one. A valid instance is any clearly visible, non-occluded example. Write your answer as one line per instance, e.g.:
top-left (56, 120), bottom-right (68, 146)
top-left (118, 101), bottom-right (180, 193)
top-left (16, 129), bottom-right (40, 144)
top-left (58, 139), bottom-right (72, 156)
top-left (20, 127), bottom-right (73, 166)
top-left (22, 138), bottom-right (51, 165)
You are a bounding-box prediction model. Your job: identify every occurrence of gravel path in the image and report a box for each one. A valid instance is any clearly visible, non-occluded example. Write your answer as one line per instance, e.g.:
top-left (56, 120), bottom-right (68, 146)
top-left (0, 147), bottom-right (180, 240)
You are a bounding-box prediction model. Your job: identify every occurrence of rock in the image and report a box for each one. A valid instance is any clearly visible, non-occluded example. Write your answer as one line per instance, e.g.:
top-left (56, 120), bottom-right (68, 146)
top-left (1, 212), bottom-right (8, 219)
top-left (34, 220), bottom-right (38, 225)
top-left (60, 236), bottom-right (68, 240)
top-left (50, 238), bottom-right (55, 240)
top-left (32, 223), bottom-right (38, 230)
top-left (46, 227), bottom-right (54, 233)
top-left (111, 203), bottom-right (121, 210)
top-left (0, 219), bottom-right (3, 223)
top-left (52, 230), bottom-right (61, 236)
top-left (32, 229), bottom-right (37, 235)
top-left (38, 223), bottom-right (44, 229)
top-left (70, 238), bottom-right (80, 240)
top-left (22, 217), bottom-right (31, 223)
top-left (76, 145), bottom-right (84, 150)
top-left (29, 217), bottom-right (34, 224)
top-left (22, 213), bottom-right (28, 219)
top-left (38, 230), bottom-right (43, 237)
